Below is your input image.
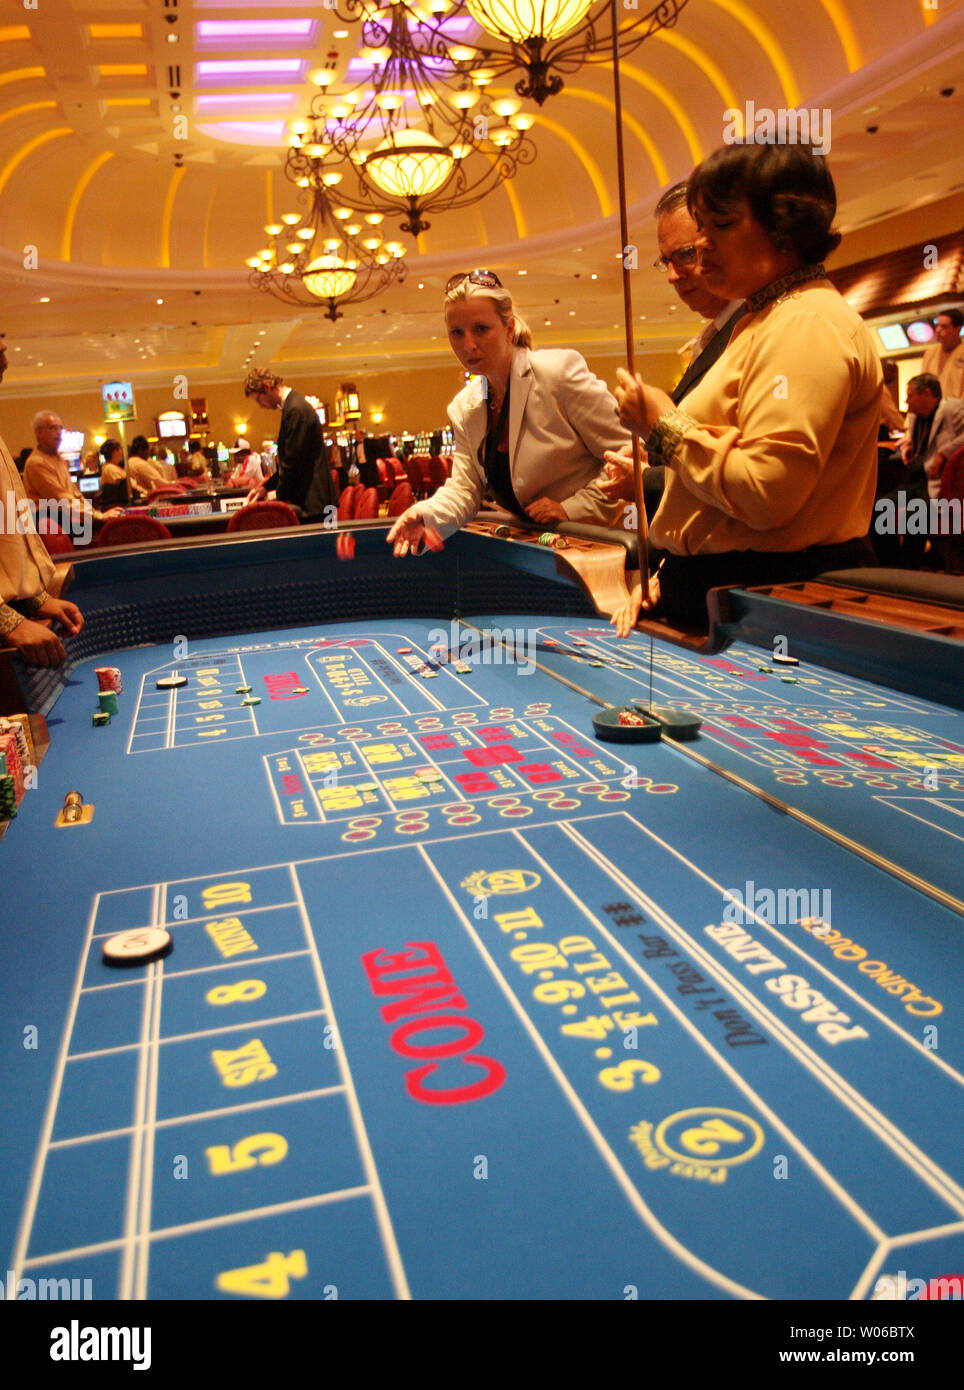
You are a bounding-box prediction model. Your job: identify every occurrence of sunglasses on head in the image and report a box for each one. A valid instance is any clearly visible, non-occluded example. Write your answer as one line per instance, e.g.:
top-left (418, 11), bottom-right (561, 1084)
top-left (445, 269), bottom-right (504, 294)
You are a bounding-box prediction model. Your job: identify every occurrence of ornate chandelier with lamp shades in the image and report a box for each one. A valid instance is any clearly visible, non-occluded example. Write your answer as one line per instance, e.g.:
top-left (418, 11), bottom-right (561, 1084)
top-left (245, 185), bottom-right (407, 320)
top-left (464, 0), bottom-right (691, 104)
top-left (283, 0), bottom-right (537, 238)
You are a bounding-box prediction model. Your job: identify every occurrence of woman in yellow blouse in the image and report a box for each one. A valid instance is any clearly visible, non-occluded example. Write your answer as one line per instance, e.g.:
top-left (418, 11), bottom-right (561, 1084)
top-left (613, 142), bottom-right (882, 631)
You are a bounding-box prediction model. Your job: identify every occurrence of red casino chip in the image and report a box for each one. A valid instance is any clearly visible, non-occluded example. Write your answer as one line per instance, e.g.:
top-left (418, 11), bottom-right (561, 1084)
top-left (95, 666), bottom-right (122, 693)
top-left (336, 532), bottom-right (355, 561)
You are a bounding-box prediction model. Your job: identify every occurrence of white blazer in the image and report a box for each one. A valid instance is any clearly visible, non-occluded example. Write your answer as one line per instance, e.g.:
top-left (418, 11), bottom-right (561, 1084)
top-left (420, 346), bottom-right (631, 535)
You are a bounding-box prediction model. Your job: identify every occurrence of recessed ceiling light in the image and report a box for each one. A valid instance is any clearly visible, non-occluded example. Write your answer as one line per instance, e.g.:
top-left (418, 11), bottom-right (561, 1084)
top-left (39, 296), bottom-right (50, 303)
top-left (167, 32), bottom-right (178, 44)
top-left (334, 30), bottom-right (348, 38)
top-left (156, 298), bottom-right (164, 305)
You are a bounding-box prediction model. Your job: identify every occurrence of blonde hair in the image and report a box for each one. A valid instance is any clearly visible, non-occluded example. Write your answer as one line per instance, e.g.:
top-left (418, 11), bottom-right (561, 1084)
top-left (444, 278), bottom-right (532, 348)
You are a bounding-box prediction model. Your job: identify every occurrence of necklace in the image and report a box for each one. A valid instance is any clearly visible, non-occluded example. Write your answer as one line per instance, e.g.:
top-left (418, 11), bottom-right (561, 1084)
top-left (744, 263), bottom-right (826, 314)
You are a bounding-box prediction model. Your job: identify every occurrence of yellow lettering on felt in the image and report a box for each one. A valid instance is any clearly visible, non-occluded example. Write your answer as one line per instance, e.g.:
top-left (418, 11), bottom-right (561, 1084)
top-left (203, 882), bottom-right (253, 908)
top-left (598, 1058), bottom-right (660, 1091)
top-left (494, 906), bottom-right (544, 934)
top-left (206, 917), bottom-right (258, 957)
top-left (211, 1037), bottom-right (277, 1088)
top-left (679, 1117), bottom-right (744, 1156)
top-left (215, 1249), bottom-right (307, 1299)
top-left (206, 979), bottom-right (267, 1005)
top-left (206, 1132), bottom-right (288, 1175)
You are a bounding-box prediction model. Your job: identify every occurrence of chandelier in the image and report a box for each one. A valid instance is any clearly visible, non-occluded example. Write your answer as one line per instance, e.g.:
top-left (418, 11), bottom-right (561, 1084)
top-left (464, 0), bottom-right (691, 104)
top-left (245, 186), bottom-right (407, 319)
top-left (284, 0), bottom-right (536, 237)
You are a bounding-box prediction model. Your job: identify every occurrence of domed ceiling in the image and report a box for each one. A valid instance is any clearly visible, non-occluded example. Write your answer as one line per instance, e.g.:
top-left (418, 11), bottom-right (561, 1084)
top-left (0, 0), bottom-right (962, 390)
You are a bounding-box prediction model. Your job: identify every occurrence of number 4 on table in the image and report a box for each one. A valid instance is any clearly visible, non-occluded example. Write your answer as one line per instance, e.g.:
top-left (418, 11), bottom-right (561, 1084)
top-left (216, 1249), bottom-right (308, 1299)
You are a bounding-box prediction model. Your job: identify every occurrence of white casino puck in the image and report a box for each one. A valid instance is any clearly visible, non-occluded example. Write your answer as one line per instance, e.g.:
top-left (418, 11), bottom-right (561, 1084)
top-left (103, 927), bottom-right (173, 966)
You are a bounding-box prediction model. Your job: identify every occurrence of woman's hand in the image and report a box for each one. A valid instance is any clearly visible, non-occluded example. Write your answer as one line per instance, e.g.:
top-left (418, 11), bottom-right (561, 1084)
top-left (614, 368), bottom-right (674, 437)
top-left (386, 505), bottom-right (426, 556)
top-left (525, 496), bottom-right (566, 525)
top-left (610, 571), bottom-right (661, 638)
top-left (599, 445), bottom-right (647, 501)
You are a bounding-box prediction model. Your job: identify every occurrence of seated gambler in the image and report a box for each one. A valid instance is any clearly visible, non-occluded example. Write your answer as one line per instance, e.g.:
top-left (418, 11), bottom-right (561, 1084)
top-left (0, 336), bottom-right (84, 666)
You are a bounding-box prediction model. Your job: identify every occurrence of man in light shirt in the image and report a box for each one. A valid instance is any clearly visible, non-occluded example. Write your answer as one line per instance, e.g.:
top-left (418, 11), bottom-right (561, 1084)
top-left (921, 308), bottom-right (964, 399)
top-left (23, 411), bottom-right (121, 527)
top-left (0, 340), bottom-right (84, 666)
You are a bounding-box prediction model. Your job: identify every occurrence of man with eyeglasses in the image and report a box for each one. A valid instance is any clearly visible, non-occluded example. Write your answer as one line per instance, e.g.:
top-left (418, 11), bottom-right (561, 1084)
top-left (604, 182), bottom-right (744, 521)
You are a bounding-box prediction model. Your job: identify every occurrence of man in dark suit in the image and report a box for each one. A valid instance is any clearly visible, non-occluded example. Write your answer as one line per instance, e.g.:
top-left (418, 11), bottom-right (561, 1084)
top-left (604, 183), bottom-right (744, 521)
top-left (242, 368), bottom-right (337, 516)
top-left (643, 183), bottom-right (745, 519)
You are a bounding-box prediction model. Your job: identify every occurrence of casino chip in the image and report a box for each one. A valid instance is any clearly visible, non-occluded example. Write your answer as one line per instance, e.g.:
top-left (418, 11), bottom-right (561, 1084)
top-left (336, 532), bottom-right (355, 560)
top-left (236, 685), bottom-right (252, 694)
top-left (772, 653), bottom-right (799, 666)
top-left (103, 927), bottom-right (173, 966)
top-left (242, 695), bottom-right (261, 705)
top-left (156, 674), bottom-right (187, 689)
top-left (292, 686), bottom-right (309, 695)
top-left (396, 647), bottom-right (412, 654)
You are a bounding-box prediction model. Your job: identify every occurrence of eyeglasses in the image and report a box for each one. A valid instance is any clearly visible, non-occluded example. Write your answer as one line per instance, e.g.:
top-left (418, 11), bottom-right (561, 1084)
top-left (653, 245), bottom-right (698, 273)
top-left (445, 269), bottom-right (504, 294)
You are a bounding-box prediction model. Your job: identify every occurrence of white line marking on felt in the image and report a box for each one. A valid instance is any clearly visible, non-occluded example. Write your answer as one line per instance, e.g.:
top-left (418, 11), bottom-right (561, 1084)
top-left (559, 818), bottom-right (964, 1223)
top-left (288, 863), bottom-right (412, 1300)
top-left (416, 840), bottom-right (763, 1300)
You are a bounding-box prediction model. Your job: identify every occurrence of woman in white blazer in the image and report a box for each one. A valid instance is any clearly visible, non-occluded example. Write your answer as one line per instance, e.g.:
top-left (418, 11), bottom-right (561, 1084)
top-left (387, 270), bottom-right (629, 556)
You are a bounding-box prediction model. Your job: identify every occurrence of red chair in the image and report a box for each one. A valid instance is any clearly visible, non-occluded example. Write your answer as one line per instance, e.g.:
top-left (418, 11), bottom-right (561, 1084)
top-left (403, 456), bottom-right (424, 499)
top-left (374, 460), bottom-right (393, 502)
top-left (337, 484), bottom-right (362, 520)
top-left (354, 486), bottom-right (379, 519)
top-left (386, 457), bottom-right (406, 483)
top-left (225, 500), bottom-right (300, 532)
top-left (96, 516), bottom-right (173, 546)
top-left (146, 485), bottom-right (185, 504)
top-left (40, 527), bottom-right (75, 555)
top-left (428, 456), bottom-right (447, 493)
top-left (387, 481), bottom-right (413, 517)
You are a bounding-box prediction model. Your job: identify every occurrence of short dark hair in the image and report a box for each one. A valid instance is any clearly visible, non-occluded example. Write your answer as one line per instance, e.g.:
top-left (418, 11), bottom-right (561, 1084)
top-left (654, 182), bottom-right (689, 218)
top-left (687, 143), bottom-right (841, 263)
top-left (129, 434), bottom-right (150, 456)
top-left (908, 373), bottom-right (941, 398)
top-left (100, 439), bottom-right (122, 463)
top-left (936, 307), bottom-right (964, 329)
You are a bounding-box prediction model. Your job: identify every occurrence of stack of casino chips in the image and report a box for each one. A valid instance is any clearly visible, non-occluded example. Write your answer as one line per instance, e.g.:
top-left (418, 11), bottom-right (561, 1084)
top-left (0, 728), bottom-right (26, 820)
top-left (94, 666), bottom-right (122, 725)
top-left (0, 714), bottom-right (33, 769)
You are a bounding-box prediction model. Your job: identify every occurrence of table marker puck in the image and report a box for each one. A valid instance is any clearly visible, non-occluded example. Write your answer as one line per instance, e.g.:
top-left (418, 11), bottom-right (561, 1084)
top-left (156, 675), bottom-right (187, 689)
top-left (103, 927), bottom-right (172, 966)
top-left (772, 653), bottom-right (799, 666)
top-left (292, 686), bottom-right (309, 695)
